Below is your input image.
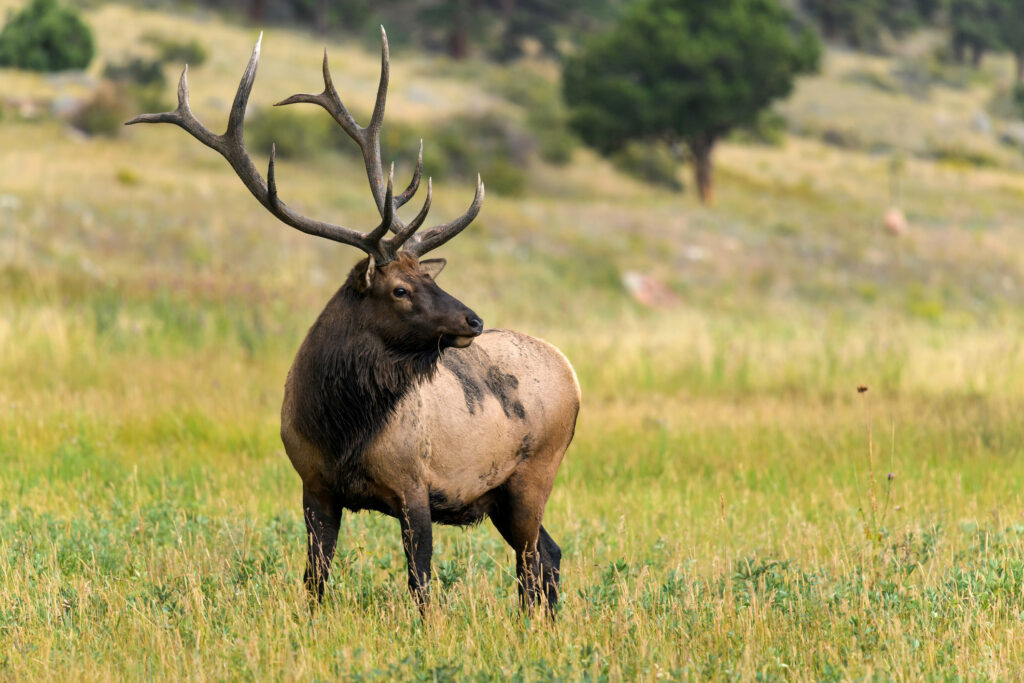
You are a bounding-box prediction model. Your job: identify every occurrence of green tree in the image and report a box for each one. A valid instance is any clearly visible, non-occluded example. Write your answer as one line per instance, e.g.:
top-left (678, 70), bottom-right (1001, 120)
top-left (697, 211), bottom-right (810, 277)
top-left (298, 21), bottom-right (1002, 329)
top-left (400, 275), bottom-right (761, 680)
top-left (563, 0), bottom-right (819, 204)
top-left (800, 0), bottom-right (937, 51)
top-left (413, 0), bottom-right (626, 60)
top-left (996, 0), bottom-right (1024, 82)
top-left (197, 0), bottom-right (373, 35)
top-left (491, 0), bottom-right (628, 61)
top-left (949, 0), bottom-right (1001, 66)
top-left (801, 0), bottom-right (883, 49)
top-left (0, 0), bottom-right (95, 71)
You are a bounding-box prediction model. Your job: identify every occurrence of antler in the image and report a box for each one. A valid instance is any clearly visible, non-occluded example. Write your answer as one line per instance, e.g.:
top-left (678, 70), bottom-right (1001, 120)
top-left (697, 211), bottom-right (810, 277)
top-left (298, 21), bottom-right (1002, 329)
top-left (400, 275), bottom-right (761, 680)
top-left (125, 28), bottom-right (484, 263)
top-left (275, 27), bottom-right (484, 258)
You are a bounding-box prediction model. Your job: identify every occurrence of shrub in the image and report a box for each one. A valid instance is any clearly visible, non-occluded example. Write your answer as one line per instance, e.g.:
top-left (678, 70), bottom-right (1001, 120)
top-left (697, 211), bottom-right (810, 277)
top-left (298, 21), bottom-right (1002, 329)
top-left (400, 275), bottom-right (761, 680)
top-left (820, 126), bottom-right (865, 149)
top-left (928, 142), bottom-right (999, 168)
top-left (379, 118), bottom-right (432, 172)
top-left (890, 60), bottom-right (936, 100)
top-left (142, 33), bottom-right (208, 67)
top-left (1013, 84), bottom-right (1024, 119)
top-left (729, 109), bottom-right (788, 147)
top-left (71, 82), bottom-right (135, 137)
top-left (248, 106), bottom-right (531, 196)
top-left (104, 57), bottom-right (165, 88)
top-left (103, 56), bottom-right (171, 114)
top-left (842, 69), bottom-right (901, 94)
top-left (0, 0), bottom-right (95, 71)
top-left (431, 114), bottom-right (531, 196)
top-left (528, 99), bottom-right (576, 165)
top-left (476, 156), bottom-right (526, 196)
top-left (491, 70), bottom-right (577, 165)
top-left (246, 107), bottom-right (335, 159)
top-left (611, 141), bottom-right (683, 192)
top-left (384, 113), bottom-right (531, 196)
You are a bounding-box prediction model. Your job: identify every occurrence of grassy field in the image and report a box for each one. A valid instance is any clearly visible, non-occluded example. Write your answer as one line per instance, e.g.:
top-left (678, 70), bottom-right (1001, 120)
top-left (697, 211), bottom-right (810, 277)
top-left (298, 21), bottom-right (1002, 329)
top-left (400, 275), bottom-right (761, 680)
top-left (5, 3), bottom-right (1024, 680)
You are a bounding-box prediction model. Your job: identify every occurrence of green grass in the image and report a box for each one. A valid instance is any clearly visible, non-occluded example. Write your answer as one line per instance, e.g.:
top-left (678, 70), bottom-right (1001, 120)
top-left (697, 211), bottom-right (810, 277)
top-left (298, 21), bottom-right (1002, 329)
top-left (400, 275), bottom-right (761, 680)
top-left (5, 297), bottom-right (1024, 679)
top-left (5, 2), bottom-right (1024, 679)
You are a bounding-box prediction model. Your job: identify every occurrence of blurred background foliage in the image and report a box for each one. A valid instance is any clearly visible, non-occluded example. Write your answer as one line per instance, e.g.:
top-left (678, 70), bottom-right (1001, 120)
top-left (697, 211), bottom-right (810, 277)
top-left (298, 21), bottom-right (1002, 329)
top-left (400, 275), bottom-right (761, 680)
top-left (8, 0), bottom-right (1024, 678)
top-left (9, 0), bottom-right (1024, 198)
top-left (0, 0), bottom-right (94, 70)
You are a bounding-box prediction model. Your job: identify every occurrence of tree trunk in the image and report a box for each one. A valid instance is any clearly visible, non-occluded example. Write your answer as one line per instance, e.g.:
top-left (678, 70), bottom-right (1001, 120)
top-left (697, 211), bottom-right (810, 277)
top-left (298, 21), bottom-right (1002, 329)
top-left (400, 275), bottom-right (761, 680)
top-left (449, 0), bottom-right (470, 60)
top-left (952, 35), bottom-right (965, 64)
top-left (820, 9), bottom-right (836, 41)
top-left (1016, 52), bottom-right (1024, 84)
top-left (248, 0), bottom-right (265, 23)
top-left (499, 0), bottom-right (517, 58)
top-left (970, 43), bottom-right (984, 68)
top-left (689, 136), bottom-right (716, 206)
top-left (315, 0), bottom-right (329, 37)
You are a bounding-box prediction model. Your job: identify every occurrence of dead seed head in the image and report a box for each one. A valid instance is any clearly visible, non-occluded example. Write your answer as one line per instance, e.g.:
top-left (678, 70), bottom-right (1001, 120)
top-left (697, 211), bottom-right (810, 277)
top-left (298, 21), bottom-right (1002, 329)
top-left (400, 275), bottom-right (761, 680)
top-left (857, 385), bottom-right (869, 393)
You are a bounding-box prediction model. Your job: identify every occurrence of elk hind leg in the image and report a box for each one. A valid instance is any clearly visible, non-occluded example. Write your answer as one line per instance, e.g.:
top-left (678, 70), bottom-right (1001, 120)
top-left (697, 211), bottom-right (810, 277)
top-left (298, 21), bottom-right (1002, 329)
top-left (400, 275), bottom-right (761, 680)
top-left (538, 525), bottom-right (562, 613)
top-left (489, 488), bottom-right (545, 612)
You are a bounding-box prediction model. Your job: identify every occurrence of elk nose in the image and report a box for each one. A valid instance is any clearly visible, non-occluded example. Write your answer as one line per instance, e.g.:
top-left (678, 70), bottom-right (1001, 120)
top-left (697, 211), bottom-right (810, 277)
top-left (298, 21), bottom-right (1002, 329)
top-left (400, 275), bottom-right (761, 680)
top-left (466, 315), bottom-right (484, 335)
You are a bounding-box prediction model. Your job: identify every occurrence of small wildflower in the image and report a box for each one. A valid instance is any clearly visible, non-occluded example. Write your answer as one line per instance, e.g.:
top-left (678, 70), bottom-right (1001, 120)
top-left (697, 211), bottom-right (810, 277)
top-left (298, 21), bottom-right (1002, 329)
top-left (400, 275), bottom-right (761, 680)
top-left (887, 472), bottom-right (895, 481)
top-left (857, 385), bottom-right (869, 393)
top-left (894, 505), bottom-right (902, 511)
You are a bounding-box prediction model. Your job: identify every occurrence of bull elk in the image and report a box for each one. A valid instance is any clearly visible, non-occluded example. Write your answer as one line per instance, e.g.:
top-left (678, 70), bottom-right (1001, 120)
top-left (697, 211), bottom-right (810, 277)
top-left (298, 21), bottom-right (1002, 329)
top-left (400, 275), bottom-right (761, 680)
top-left (127, 29), bottom-right (580, 614)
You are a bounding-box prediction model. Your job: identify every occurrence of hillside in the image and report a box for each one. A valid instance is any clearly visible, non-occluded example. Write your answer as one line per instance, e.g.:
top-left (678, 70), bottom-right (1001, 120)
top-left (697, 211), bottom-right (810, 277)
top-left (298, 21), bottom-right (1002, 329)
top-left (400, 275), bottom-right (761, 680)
top-left (4, 4), bottom-right (1024, 322)
top-left (4, 3), bottom-right (1024, 679)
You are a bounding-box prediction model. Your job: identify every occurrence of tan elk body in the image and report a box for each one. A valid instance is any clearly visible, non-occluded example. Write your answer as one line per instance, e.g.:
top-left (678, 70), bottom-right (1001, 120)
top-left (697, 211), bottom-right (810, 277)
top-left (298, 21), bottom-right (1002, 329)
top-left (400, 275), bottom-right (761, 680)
top-left (128, 30), bottom-right (580, 613)
top-left (283, 325), bottom-right (579, 523)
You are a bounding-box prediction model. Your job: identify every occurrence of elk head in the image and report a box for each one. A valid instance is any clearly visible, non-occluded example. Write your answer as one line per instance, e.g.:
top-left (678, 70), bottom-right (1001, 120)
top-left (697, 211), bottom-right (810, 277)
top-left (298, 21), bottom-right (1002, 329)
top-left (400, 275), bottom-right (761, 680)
top-left (126, 28), bottom-right (485, 351)
top-left (349, 253), bottom-right (483, 351)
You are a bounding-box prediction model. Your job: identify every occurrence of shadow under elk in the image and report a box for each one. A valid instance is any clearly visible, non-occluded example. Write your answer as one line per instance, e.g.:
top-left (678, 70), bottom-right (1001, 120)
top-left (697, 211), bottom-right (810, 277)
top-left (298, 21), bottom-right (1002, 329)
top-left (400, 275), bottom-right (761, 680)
top-left (127, 29), bottom-right (580, 615)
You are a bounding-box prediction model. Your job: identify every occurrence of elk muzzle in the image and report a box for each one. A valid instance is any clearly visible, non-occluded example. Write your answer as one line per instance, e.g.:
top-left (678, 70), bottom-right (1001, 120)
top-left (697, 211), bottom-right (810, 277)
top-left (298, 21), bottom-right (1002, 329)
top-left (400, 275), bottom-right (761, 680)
top-left (443, 312), bottom-right (484, 348)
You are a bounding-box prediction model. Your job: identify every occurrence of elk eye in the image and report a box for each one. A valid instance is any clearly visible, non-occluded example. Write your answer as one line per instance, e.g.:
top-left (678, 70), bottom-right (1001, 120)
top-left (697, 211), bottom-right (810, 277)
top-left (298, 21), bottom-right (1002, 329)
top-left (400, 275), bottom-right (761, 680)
top-left (393, 287), bottom-right (409, 298)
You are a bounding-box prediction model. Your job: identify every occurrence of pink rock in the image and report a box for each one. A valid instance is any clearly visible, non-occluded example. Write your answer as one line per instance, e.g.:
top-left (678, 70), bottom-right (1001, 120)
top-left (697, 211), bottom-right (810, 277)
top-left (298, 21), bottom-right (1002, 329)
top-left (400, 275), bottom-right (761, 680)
top-left (622, 270), bottom-right (681, 308)
top-left (884, 207), bottom-right (908, 236)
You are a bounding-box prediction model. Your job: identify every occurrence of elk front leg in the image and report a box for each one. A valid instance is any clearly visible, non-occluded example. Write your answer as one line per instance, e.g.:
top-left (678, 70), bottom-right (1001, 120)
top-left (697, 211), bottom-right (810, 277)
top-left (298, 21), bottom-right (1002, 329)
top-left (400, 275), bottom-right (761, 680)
top-left (303, 486), bottom-right (340, 604)
top-left (398, 495), bottom-right (433, 613)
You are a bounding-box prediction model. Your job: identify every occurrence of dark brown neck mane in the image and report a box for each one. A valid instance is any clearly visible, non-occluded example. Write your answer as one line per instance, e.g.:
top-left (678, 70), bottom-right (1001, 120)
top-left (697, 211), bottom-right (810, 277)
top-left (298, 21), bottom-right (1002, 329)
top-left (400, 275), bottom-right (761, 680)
top-left (290, 284), bottom-right (441, 484)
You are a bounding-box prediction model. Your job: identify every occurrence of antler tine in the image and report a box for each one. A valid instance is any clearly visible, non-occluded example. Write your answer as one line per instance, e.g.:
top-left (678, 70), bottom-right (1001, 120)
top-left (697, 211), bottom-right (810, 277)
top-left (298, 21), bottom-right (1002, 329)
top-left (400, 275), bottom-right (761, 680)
top-left (125, 63), bottom-right (221, 151)
top-left (275, 50), bottom-right (361, 141)
top-left (127, 34), bottom-right (396, 261)
top-left (276, 27), bottom-right (391, 219)
top-left (388, 178), bottom-right (433, 250)
top-left (268, 143), bottom-right (279, 205)
top-left (365, 164), bottom-right (396, 245)
top-left (224, 33), bottom-right (262, 146)
top-left (394, 139), bottom-right (423, 210)
top-left (364, 26), bottom-right (390, 210)
top-left (404, 175), bottom-right (485, 257)
top-left (128, 30), bottom-right (483, 263)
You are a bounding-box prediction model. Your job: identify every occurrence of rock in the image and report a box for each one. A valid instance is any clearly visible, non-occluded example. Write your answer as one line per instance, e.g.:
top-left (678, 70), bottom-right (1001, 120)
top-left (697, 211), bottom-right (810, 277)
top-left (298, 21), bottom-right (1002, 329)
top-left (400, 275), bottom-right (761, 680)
top-left (621, 270), bottom-right (680, 308)
top-left (51, 95), bottom-right (84, 118)
top-left (0, 194), bottom-right (22, 211)
top-left (682, 245), bottom-right (709, 262)
top-left (971, 111), bottom-right (993, 135)
top-left (999, 122), bottom-right (1024, 149)
top-left (883, 207), bottom-right (908, 236)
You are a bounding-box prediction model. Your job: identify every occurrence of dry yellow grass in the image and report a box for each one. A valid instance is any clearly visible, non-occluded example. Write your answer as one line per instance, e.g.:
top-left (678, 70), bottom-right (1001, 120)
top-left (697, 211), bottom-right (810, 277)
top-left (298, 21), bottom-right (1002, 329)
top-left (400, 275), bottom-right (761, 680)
top-left (5, 2), bottom-right (1024, 679)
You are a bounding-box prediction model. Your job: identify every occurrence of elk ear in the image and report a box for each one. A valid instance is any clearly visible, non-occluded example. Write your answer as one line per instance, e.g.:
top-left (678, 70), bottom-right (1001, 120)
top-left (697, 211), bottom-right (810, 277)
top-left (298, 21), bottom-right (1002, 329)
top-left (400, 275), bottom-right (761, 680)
top-left (419, 258), bottom-right (446, 279)
top-left (359, 254), bottom-right (376, 291)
